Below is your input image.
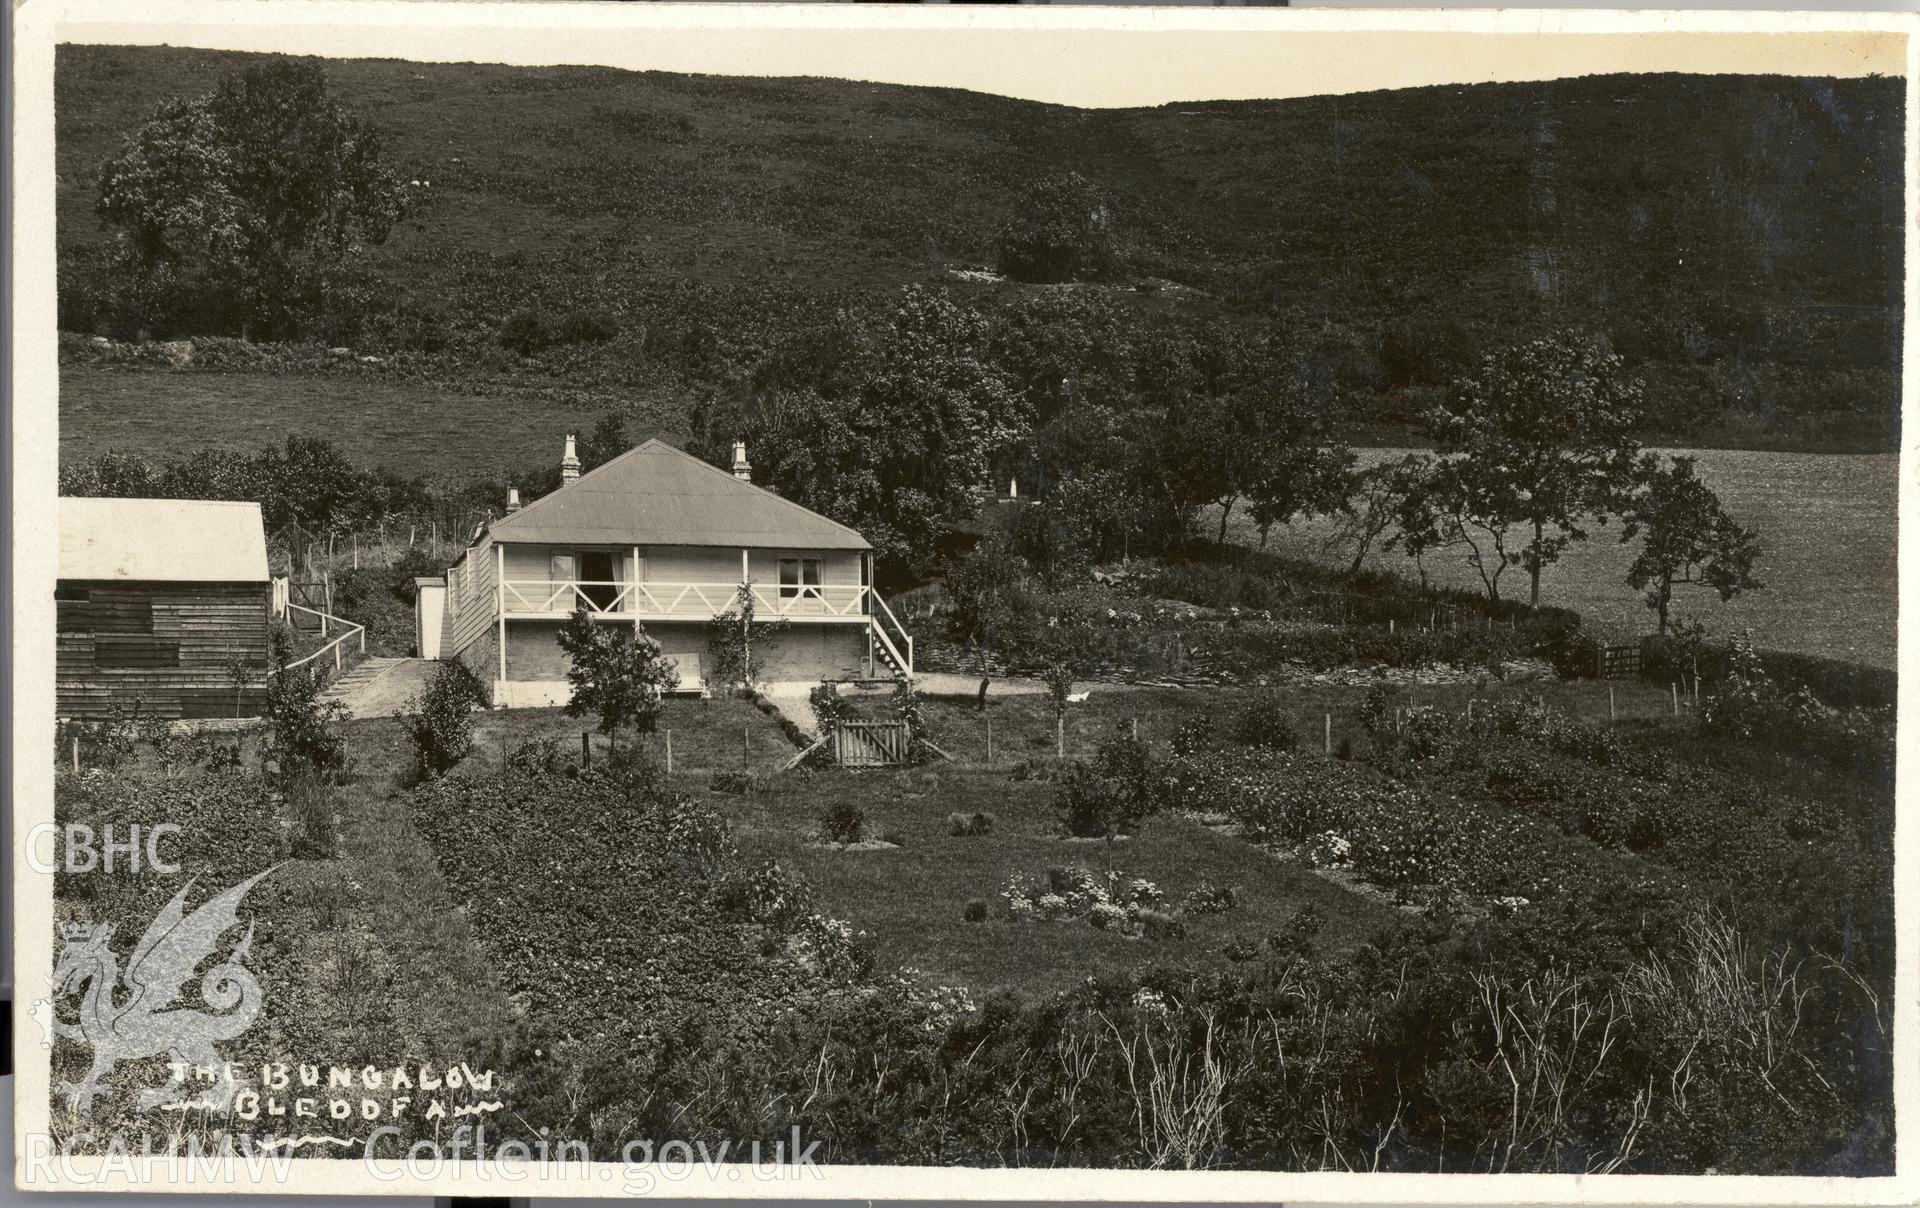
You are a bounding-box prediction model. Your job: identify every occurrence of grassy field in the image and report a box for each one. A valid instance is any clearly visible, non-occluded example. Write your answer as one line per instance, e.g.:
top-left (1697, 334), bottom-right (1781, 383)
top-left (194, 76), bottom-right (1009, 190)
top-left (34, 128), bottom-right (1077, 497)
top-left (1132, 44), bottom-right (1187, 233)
top-left (58, 366), bottom-right (657, 480)
top-left (1238, 447), bottom-right (1897, 670)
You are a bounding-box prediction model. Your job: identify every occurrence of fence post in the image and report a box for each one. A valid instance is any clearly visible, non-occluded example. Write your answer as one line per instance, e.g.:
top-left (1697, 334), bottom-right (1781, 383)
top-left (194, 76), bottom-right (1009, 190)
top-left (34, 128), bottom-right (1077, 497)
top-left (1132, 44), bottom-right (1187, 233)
top-left (1324, 713), bottom-right (1331, 757)
top-left (986, 717), bottom-right (994, 767)
top-left (72, 735), bottom-right (80, 773)
top-left (666, 729), bottom-right (673, 774)
top-left (1609, 686), bottom-right (1616, 725)
top-left (1056, 715), bottom-right (1065, 760)
top-left (744, 725), bottom-right (751, 767)
top-left (334, 643), bottom-right (342, 672)
top-left (582, 732), bottom-right (592, 768)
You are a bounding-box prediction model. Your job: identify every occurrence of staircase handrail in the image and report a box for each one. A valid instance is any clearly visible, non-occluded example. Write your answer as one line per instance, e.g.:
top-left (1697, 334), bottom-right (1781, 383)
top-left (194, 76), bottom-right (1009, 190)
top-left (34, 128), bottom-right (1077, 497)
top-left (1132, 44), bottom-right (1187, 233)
top-left (281, 603), bottom-right (367, 676)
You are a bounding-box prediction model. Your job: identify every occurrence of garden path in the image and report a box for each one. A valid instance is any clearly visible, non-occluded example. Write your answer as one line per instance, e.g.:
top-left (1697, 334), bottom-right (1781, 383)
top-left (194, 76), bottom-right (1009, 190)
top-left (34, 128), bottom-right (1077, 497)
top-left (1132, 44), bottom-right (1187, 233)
top-left (321, 657), bottom-right (436, 719)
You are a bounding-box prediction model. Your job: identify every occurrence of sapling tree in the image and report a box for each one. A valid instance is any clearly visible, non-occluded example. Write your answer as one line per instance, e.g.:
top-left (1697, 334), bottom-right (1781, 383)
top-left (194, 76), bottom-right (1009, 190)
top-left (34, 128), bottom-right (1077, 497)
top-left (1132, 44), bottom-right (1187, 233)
top-left (557, 608), bottom-right (681, 739)
top-left (1041, 660), bottom-right (1077, 759)
top-left (1620, 454), bottom-right (1763, 634)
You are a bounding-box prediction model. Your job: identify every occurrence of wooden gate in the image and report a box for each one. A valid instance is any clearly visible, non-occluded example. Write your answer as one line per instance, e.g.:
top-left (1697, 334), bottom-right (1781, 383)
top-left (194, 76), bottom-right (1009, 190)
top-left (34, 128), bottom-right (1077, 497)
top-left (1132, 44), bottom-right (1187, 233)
top-left (1600, 644), bottom-right (1641, 680)
top-left (286, 578), bottom-right (331, 631)
top-left (834, 721), bottom-right (912, 768)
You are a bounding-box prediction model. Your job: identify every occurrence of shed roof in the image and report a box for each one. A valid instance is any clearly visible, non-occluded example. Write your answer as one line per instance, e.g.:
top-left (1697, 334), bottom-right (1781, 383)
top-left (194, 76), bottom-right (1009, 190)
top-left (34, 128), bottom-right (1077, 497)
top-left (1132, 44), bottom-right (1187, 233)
top-left (59, 498), bottom-right (271, 583)
top-left (491, 439), bottom-right (871, 551)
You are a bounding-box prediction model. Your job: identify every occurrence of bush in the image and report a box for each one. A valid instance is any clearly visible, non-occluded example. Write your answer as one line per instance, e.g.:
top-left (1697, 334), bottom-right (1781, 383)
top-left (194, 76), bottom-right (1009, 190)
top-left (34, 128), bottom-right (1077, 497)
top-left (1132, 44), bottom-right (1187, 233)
top-left (504, 736), bottom-right (565, 776)
top-left (554, 308), bottom-right (618, 345)
top-left (403, 661), bottom-right (485, 777)
top-left (819, 803), bottom-right (865, 844)
top-left (709, 770), bottom-right (755, 795)
top-left (1055, 722), bottom-right (1158, 839)
top-left (947, 810), bottom-right (996, 837)
top-left (599, 740), bottom-right (667, 797)
top-left (1232, 691), bottom-right (1300, 750)
top-left (1169, 715), bottom-right (1217, 757)
top-left (962, 898), bottom-right (989, 923)
top-left (497, 310), bottom-right (554, 356)
top-left (1181, 879), bottom-right (1238, 916)
top-left (265, 664), bottom-right (349, 778)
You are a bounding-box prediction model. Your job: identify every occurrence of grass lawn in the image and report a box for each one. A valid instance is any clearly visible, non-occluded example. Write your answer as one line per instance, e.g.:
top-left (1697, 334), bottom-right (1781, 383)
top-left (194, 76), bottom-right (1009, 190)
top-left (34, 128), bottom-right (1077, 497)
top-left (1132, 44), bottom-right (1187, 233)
top-left (722, 767), bottom-right (1401, 995)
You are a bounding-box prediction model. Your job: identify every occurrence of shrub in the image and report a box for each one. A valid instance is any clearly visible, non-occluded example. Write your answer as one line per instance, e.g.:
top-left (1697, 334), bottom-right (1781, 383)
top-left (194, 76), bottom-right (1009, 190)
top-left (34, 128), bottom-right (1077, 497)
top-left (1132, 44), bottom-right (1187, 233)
top-left (819, 803), bottom-right (865, 845)
top-left (504, 736), bottom-right (564, 776)
top-left (1169, 715), bottom-right (1217, 757)
top-left (497, 309), bottom-right (554, 356)
top-left (713, 858), bottom-right (813, 927)
top-left (1181, 880), bottom-right (1238, 915)
top-left (962, 898), bottom-right (989, 923)
top-left (1056, 722), bottom-right (1158, 839)
top-left (1136, 908), bottom-right (1186, 941)
top-left (880, 830), bottom-right (907, 848)
top-left (554, 307), bottom-right (617, 345)
top-left (709, 770), bottom-right (754, 795)
top-left (599, 740), bottom-right (667, 797)
top-left (403, 660), bottom-right (485, 777)
top-left (265, 664), bottom-right (349, 777)
top-left (1232, 691), bottom-right (1300, 750)
top-left (947, 810), bottom-right (996, 837)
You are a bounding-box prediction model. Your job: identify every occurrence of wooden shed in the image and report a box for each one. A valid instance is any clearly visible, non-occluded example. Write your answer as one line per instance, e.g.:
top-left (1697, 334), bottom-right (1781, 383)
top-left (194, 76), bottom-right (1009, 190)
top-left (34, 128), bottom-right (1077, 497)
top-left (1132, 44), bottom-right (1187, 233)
top-left (57, 498), bottom-right (273, 720)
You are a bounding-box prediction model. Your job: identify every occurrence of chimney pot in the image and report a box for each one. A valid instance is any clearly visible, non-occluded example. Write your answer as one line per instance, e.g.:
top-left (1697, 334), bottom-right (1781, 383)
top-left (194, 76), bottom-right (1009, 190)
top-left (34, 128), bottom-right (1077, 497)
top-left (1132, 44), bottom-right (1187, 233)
top-left (560, 433), bottom-right (582, 484)
top-left (506, 487), bottom-right (522, 513)
top-left (731, 440), bottom-right (752, 482)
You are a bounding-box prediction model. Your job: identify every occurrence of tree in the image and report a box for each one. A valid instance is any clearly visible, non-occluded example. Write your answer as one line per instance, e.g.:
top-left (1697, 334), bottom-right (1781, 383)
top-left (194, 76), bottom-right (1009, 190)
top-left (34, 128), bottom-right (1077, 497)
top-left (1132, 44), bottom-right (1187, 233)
top-left (95, 60), bottom-right (408, 339)
top-left (994, 172), bottom-right (1117, 284)
top-left (694, 287), bottom-right (1028, 580)
top-left (1620, 455), bottom-right (1762, 633)
top-left (1325, 455), bottom-right (1425, 575)
top-left (943, 534), bottom-right (1031, 675)
top-left (557, 610), bottom-right (681, 738)
top-left (1425, 332), bottom-right (1644, 607)
top-left (579, 410), bottom-right (633, 473)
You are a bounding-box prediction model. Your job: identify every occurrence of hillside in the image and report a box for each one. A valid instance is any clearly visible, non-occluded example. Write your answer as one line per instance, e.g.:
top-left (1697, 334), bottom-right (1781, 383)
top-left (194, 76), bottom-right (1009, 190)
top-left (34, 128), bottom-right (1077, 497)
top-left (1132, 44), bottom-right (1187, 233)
top-left (54, 46), bottom-right (1905, 457)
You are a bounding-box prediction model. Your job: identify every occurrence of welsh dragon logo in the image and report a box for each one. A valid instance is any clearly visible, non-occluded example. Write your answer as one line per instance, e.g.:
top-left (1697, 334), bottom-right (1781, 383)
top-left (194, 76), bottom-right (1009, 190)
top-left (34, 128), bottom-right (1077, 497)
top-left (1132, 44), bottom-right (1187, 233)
top-left (53, 866), bottom-right (278, 1115)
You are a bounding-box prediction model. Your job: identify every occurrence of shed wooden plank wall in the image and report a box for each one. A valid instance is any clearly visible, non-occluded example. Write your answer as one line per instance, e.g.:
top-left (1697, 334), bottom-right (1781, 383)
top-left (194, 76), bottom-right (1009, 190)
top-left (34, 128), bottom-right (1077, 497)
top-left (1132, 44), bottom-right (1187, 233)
top-left (56, 580), bottom-right (270, 719)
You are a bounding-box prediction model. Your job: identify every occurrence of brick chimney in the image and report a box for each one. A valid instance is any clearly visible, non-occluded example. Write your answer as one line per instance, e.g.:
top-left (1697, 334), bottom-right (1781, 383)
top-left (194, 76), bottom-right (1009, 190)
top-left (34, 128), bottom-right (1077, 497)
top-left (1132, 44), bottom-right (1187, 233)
top-left (560, 433), bottom-right (582, 484)
top-left (506, 487), bottom-right (521, 513)
top-left (731, 440), bottom-right (752, 482)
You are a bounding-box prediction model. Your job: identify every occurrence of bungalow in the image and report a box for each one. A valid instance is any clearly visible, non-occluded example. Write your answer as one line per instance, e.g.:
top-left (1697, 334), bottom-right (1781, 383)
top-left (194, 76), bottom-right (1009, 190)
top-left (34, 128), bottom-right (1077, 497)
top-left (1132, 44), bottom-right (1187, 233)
top-left (57, 497), bottom-right (272, 719)
top-left (420, 437), bottom-right (914, 706)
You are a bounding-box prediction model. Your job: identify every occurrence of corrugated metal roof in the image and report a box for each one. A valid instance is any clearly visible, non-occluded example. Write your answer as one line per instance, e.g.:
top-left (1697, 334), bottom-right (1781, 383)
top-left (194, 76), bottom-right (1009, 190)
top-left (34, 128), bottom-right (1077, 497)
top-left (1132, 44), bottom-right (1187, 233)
top-left (60, 498), bottom-right (271, 583)
top-left (491, 439), bottom-right (872, 551)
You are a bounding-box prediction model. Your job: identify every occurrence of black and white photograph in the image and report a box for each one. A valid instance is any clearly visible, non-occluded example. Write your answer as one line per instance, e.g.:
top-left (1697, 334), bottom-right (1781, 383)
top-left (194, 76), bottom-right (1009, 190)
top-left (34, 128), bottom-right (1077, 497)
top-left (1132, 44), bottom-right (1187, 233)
top-left (9, 3), bottom-right (1914, 1198)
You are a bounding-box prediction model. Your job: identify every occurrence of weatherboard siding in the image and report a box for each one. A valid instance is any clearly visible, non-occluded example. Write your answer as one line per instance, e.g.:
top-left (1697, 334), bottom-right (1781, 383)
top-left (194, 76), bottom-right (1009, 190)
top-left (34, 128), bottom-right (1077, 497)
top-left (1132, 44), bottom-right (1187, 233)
top-left (56, 580), bottom-right (270, 719)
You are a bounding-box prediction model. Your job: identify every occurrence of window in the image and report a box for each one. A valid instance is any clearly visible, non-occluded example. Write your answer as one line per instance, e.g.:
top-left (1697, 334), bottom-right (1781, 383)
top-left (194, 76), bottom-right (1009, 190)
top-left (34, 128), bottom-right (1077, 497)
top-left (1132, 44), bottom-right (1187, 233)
top-left (778, 557), bottom-right (823, 602)
top-left (549, 552), bottom-right (576, 583)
